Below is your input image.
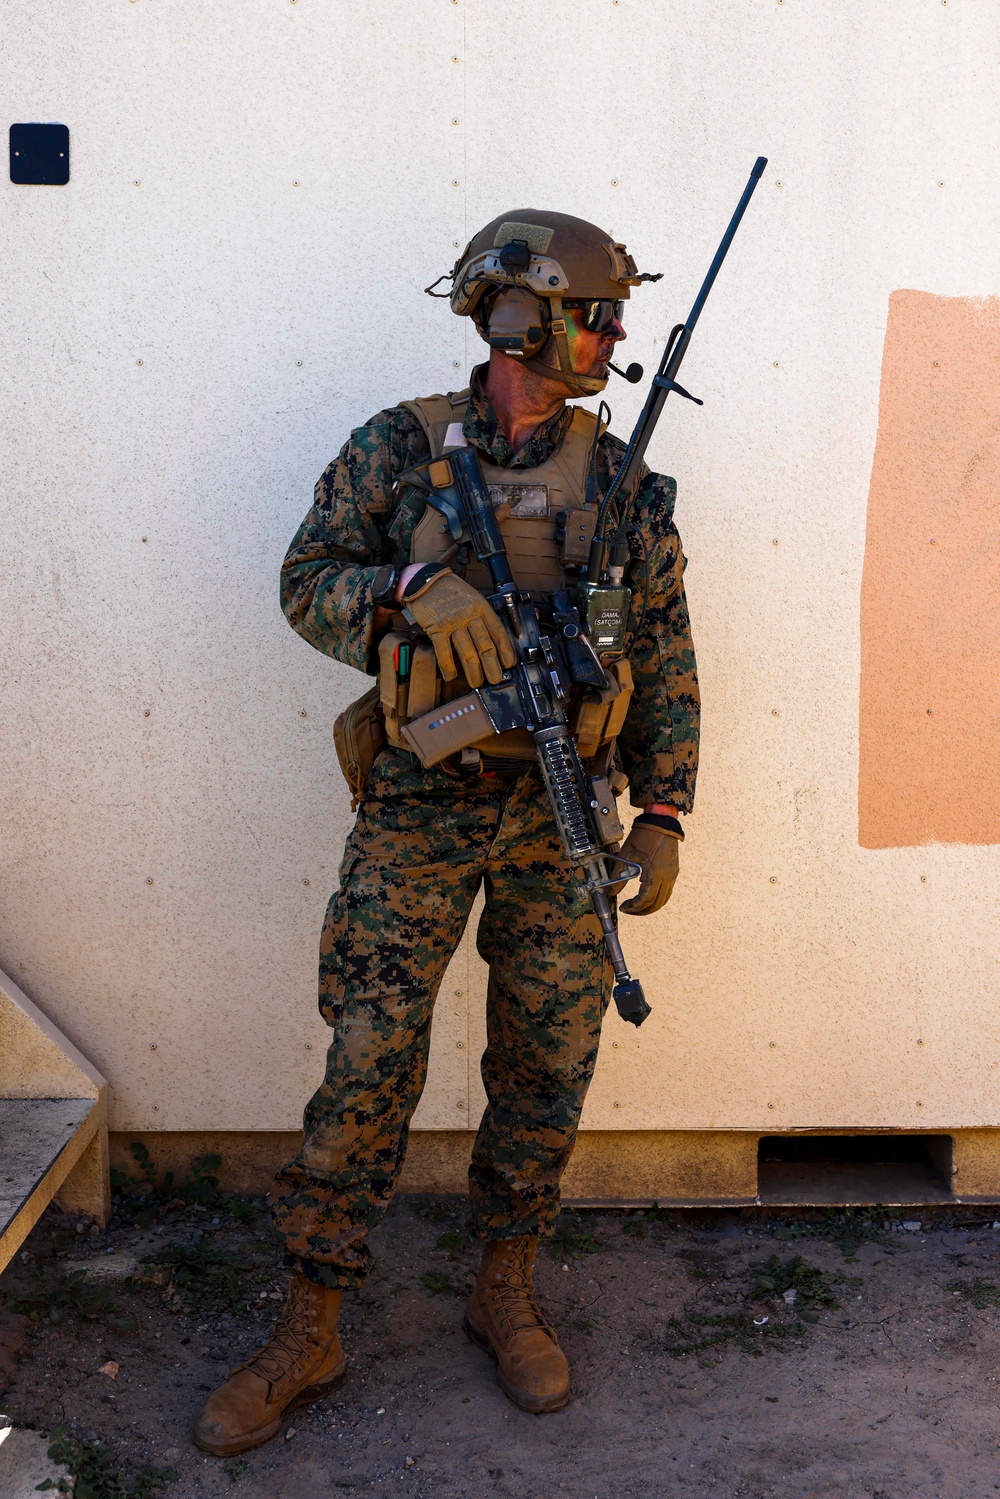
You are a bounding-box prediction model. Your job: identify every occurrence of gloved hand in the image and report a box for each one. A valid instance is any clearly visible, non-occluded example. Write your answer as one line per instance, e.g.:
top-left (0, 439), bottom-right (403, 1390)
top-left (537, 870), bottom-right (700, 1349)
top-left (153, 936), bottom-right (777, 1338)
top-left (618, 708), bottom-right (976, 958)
top-left (612, 814), bottom-right (682, 915)
top-left (402, 564), bottom-right (516, 689)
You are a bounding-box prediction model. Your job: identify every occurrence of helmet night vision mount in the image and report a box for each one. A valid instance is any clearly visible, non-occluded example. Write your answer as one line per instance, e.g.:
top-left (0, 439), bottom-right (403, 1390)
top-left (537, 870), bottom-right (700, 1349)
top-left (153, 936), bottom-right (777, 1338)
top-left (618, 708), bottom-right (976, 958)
top-left (426, 209), bottom-right (662, 398)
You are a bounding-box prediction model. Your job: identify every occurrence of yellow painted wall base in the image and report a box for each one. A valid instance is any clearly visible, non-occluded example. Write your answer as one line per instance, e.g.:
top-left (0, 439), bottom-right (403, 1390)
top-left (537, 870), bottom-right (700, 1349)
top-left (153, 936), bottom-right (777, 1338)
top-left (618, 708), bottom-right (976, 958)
top-left (110, 1129), bottom-right (1000, 1207)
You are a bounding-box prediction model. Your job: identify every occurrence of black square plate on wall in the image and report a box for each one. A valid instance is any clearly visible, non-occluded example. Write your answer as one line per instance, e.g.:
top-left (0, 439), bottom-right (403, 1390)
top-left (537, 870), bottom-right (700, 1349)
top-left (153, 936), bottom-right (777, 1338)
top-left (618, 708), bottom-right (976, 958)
top-left (10, 123), bottom-right (70, 184)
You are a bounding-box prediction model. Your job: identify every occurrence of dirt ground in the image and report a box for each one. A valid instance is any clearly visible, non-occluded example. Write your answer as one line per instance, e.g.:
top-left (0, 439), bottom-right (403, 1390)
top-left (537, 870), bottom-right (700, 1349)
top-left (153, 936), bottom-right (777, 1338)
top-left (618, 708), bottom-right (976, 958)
top-left (4, 1185), bottom-right (1000, 1499)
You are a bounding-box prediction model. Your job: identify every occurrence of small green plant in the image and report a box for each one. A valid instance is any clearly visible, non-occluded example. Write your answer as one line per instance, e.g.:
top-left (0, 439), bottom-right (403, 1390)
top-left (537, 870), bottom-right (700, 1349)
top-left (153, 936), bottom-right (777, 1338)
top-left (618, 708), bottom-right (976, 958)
top-left (435, 1231), bottom-right (468, 1259)
top-left (770, 1206), bottom-right (898, 1257)
top-left (15, 1269), bottom-right (135, 1331)
top-left (662, 1310), bottom-right (800, 1359)
top-left (36, 1426), bottom-right (176, 1497)
top-left (547, 1210), bottom-right (598, 1259)
top-left (570, 1315), bottom-right (598, 1334)
top-left (411, 1195), bottom-right (459, 1225)
top-left (421, 1271), bottom-right (458, 1296)
top-left (223, 1457), bottom-right (252, 1484)
top-left (138, 1240), bottom-right (265, 1315)
top-left (624, 1202), bottom-right (677, 1238)
top-left (946, 1277), bottom-right (1000, 1309)
top-left (749, 1255), bottom-right (840, 1322)
top-left (111, 1144), bottom-right (221, 1227)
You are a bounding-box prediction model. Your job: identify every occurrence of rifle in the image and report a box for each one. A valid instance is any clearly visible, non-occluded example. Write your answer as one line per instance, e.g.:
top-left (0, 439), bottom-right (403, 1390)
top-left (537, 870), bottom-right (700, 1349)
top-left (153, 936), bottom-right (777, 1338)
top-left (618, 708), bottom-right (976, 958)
top-left (396, 157), bottom-right (767, 1027)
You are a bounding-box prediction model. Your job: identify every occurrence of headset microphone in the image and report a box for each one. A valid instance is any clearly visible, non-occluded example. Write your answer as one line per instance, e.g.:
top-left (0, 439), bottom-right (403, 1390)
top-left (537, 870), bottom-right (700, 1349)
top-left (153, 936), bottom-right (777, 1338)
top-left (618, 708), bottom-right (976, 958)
top-left (608, 361), bottom-right (644, 383)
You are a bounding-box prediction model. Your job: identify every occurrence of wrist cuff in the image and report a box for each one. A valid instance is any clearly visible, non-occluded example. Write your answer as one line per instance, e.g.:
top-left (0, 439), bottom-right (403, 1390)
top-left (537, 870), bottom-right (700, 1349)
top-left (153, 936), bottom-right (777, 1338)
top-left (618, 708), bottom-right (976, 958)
top-left (401, 563), bottom-right (449, 601)
top-left (634, 812), bottom-right (683, 840)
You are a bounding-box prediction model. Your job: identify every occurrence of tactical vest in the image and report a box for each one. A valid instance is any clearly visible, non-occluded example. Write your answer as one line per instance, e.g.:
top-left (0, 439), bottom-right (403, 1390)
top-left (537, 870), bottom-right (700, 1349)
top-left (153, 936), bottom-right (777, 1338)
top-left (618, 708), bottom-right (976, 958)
top-left (404, 390), bottom-right (601, 592)
top-left (378, 388), bottom-right (633, 762)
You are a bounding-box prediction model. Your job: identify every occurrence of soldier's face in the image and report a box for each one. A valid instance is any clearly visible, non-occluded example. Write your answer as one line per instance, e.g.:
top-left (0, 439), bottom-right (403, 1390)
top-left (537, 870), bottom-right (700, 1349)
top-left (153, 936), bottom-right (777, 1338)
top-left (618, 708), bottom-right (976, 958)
top-left (563, 305), bottom-right (627, 378)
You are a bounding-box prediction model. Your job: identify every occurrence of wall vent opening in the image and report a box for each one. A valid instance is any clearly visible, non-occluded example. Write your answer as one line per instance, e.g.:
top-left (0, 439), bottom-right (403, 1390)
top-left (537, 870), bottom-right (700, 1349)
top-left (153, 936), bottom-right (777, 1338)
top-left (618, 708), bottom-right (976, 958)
top-left (757, 1134), bottom-right (953, 1206)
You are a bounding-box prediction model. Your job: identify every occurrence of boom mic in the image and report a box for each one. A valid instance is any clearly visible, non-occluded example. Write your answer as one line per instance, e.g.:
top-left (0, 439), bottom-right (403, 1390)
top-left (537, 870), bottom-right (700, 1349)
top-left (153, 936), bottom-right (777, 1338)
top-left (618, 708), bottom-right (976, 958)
top-left (608, 361), bottom-right (644, 384)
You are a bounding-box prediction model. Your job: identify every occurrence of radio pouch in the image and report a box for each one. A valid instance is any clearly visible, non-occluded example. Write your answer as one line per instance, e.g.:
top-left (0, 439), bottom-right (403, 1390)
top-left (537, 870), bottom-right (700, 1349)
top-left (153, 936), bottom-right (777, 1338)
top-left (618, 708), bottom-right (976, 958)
top-left (572, 658), bottom-right (634, 760)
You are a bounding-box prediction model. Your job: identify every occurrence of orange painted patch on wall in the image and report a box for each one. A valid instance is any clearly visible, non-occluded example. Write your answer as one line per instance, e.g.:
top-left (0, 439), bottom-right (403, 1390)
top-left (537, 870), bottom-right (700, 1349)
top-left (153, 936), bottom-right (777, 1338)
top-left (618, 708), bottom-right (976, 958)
top-left (860, 289), bottom-right (1000, 848)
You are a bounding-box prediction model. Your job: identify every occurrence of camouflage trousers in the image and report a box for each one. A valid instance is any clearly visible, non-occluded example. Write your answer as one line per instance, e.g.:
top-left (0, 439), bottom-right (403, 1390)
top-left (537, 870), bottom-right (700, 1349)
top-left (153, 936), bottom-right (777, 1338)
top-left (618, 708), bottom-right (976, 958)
top-left (270, 747), bottom-right (612, 1289)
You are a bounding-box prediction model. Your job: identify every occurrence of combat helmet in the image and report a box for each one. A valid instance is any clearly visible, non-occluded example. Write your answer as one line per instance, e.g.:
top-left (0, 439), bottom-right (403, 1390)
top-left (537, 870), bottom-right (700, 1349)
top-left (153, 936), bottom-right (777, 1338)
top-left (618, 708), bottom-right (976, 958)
top-left (427, 209), bottom-right (660, 398)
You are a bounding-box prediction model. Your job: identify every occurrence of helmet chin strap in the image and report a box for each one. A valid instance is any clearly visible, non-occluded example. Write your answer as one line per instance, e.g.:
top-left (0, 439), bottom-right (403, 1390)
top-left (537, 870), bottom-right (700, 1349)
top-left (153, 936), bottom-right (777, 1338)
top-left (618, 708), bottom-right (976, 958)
top-left (521, 296), bottom-right (610, 399)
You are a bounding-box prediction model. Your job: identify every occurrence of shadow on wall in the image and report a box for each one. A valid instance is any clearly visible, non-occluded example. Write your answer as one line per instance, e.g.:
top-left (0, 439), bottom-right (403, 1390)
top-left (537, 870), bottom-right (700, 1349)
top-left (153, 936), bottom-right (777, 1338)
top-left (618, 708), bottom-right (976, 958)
top-left (860, 289), bottom-right (1000, 849)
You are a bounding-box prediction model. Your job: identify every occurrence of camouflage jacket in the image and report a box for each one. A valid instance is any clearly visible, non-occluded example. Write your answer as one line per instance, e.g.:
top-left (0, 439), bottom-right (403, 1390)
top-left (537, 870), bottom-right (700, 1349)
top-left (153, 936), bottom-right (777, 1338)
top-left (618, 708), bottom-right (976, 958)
top-left (280, 368), bottom-right (700, 812)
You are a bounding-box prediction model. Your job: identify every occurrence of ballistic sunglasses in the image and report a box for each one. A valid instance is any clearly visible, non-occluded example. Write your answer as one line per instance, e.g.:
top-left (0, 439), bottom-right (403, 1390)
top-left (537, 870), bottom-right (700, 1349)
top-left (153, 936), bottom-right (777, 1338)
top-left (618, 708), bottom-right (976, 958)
top-left (561, 298), bottom-right (626, 333)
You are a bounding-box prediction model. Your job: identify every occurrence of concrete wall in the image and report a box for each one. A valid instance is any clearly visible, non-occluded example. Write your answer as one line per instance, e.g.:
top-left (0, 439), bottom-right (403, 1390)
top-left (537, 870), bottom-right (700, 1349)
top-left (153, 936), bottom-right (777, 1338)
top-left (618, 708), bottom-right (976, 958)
top-left (2, 1), bottom-right (999, 1145)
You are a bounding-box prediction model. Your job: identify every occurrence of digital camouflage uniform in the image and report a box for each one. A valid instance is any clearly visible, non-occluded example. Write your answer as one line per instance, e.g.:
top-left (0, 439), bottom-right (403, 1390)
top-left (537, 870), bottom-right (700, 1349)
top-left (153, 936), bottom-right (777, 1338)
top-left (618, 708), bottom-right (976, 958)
top-left (271, 367), bottom-right (699, 1290)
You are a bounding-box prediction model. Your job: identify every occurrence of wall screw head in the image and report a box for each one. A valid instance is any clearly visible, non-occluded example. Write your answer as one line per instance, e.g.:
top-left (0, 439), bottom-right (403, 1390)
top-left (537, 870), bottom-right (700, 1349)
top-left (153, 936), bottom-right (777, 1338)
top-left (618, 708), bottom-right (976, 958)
top-left (146, 877), bottom-right (153, 885)
top-left (134, 179), bottom-right (141, 186)
top-left (770, 876), bottom-right (777, 884)
top-left (136, 359), bottom-right (143, 366)
top-left (143, 709), bottom-right (150, 717)
top-left (150, 1043), bottom-right (157, 1050)
top-left (303, 879), bottom-right (310, 886)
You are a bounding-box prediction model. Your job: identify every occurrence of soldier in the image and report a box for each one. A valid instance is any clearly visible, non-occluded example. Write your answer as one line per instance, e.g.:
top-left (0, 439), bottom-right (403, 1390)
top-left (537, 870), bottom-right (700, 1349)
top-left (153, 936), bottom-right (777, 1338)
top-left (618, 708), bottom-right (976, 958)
top-left (194, 210), bottom-right (699, 1456)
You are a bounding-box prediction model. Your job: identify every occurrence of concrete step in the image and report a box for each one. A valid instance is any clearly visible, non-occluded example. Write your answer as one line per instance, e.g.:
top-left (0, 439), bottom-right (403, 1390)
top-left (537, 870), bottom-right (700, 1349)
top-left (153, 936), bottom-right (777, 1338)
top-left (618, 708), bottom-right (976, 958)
top-left (0, 1098), bottom-right (104, 1268)
top-left (0, 968), bottom-right (109, 1273)
top-left (0, 1423), bottom-right (71, 1498)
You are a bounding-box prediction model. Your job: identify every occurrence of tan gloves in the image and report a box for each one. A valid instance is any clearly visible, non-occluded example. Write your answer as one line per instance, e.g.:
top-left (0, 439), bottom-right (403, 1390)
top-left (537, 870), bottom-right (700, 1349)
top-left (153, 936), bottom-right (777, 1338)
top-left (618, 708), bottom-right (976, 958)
top-left (613, 815), bottom-right (682, 915)
top-left (402, 565), bottom-right (516, 689)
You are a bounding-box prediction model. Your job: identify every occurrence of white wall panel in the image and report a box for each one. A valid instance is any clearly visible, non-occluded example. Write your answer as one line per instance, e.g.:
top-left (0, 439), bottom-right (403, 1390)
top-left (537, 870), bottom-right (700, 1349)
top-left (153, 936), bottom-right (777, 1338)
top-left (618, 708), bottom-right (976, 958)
top-left (2, 1), bottom-right (998, 1136)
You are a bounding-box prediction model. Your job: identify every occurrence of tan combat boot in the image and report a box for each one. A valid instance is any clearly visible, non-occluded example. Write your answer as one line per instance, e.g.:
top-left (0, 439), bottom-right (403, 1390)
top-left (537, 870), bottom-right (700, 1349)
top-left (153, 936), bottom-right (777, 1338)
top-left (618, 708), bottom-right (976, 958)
top-left (464, 1236), bottom-right (570, 1413)
top-left (193, 1272), bottom-right (346, 1456)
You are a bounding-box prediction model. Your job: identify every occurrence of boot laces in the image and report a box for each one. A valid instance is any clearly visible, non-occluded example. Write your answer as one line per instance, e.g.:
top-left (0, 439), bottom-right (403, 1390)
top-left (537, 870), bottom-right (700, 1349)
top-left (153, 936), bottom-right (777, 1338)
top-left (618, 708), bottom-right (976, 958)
top-left (243, 1279), bottom-right (322, 1388)
top-left (488, 1241), bottom-right (553, 1344)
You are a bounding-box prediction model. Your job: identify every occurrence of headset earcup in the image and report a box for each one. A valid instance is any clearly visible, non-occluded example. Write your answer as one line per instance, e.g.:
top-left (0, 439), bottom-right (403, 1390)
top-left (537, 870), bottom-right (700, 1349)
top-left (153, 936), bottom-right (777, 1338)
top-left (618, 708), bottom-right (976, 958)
top-left (486, 288), bottom-right (548, 358)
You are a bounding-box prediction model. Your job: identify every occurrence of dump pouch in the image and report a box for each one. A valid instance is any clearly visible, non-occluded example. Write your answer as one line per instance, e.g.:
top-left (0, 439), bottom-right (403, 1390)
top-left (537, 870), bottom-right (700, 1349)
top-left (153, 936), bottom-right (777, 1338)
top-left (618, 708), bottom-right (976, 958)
top-left (333, 683), bottom-right (386, 811)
